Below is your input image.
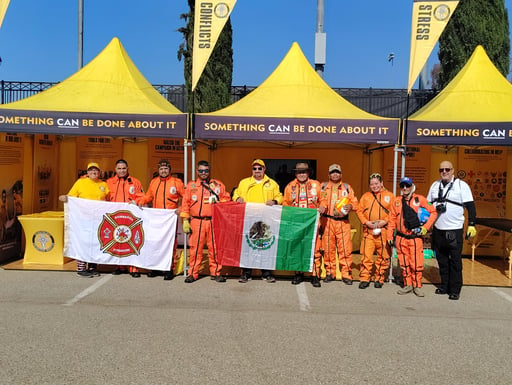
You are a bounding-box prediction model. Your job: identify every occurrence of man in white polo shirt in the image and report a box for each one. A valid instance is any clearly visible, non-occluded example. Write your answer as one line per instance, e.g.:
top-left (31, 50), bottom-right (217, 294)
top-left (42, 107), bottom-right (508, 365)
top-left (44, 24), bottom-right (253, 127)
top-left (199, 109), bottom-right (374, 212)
top-left (427, 161), bottom-right (477, 300)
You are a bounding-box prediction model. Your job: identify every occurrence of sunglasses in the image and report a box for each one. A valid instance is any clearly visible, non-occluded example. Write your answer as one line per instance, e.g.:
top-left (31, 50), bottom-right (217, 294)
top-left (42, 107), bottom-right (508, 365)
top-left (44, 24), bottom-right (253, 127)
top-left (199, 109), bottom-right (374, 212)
top-left (329, 170), bottom-right (341, 174)
top-left (253, 167), bottom-right (263, 171)
top-left (197, 169), bottom-right (209, 174)
top-left (296, 170), bottom-right (308, 174)
top-left (369, 173), bottom-right (381, 179)
top-left (439, 168), bottom-right (452, 172)
top-left (399, 183), bottom-right (412, 189)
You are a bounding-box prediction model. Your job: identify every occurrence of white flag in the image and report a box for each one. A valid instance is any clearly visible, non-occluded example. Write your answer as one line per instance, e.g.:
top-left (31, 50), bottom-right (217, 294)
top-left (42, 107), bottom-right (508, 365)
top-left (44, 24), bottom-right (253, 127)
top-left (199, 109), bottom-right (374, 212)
top-left (64, 197), bottom-right (176, 270)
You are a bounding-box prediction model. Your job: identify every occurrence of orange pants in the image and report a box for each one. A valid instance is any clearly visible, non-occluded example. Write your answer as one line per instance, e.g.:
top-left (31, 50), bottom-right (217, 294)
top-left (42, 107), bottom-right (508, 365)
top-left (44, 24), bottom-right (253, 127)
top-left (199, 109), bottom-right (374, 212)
top-left (312, 234), bottom-right (322, 277)
top-left (321, 218), bottom-right (353, 279)
top-left (187, 218), bottom-right (222, 279)
top-left (359, 229), bottom-right (391, 283)
top-left (395, 236), bottom-right (424, 288)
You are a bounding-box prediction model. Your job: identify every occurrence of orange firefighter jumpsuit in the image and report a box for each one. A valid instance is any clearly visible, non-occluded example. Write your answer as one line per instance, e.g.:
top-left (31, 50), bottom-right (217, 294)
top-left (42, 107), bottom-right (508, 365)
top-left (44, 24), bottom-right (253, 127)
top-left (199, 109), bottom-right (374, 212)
top-left (180, 179), bottom-right (230, 279)
top-left (283, 178), bottom-right (322, 276)
top-left (137, 175), bottom-right (185, 270)
top-left (357, 189), bottom-right (395, 284)
top-left (107, 174), bottom-right (145, 274)
top-left (386, 194), bottom-right (437, 288)
top-left (319, 181), bottom-right (358, 280)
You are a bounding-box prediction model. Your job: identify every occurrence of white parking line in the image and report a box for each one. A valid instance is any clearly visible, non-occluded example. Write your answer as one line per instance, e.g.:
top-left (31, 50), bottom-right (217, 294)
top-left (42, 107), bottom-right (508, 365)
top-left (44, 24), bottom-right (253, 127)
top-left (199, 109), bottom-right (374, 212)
top-left (489, 287), bottom-right (512, 304)
top-left (296, 283), bottom-right (311, 311)
top-left (63, 274), bottom-right (113, 306)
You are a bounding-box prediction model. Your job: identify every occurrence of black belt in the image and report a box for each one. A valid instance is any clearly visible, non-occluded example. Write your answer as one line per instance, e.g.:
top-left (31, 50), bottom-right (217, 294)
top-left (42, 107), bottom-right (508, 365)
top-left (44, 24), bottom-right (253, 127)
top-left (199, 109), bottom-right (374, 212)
top-left (192, 216), bottom-right (212, 220)
top-left (322, 213), bottom-right (348, 221)
top-left (396, 231), bottom-right (421, 239)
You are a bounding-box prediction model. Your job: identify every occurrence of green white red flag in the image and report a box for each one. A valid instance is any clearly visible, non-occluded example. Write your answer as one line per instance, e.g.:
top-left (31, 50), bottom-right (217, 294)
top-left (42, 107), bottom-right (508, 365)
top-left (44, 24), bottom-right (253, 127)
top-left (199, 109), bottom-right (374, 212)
top-left (212, 202), bottom-right (318, 272)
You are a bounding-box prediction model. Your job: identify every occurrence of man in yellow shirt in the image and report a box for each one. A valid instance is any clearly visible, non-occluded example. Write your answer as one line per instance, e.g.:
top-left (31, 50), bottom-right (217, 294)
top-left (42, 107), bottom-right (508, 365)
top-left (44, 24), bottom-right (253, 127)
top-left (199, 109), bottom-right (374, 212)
top-left (233, 159), bottom-right (283, 283)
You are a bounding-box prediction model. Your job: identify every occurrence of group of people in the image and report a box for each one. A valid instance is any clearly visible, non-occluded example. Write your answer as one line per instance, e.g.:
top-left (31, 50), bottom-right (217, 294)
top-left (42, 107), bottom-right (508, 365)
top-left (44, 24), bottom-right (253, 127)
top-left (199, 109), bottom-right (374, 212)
top-left (61, 157), bottom-right (477, 300)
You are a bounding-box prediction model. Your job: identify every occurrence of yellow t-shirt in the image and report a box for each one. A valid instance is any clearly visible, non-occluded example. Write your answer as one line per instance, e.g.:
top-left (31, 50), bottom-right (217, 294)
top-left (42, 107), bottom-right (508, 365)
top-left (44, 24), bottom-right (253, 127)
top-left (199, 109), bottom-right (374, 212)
top-left (68, 177), bottom-right (109, 201)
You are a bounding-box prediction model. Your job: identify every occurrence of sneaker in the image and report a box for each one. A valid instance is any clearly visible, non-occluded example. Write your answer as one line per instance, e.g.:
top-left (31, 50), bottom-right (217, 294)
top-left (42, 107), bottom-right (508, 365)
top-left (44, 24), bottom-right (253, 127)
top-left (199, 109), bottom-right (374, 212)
top-left (311, 276), bottom-right (321, 287)
top-left (374, 281), bottom-right (383, 289)
top-left (397, 285), bottom-right (413, 295)
top-left (147, 270), bottom-right (159, 278)
top-left (215, 275), bottom-right (226, 283)
top-left (448, 293), bottom-right (460, 300)
top-left (342, 278), bottom-right (353, 286)
top-left (324, 274), bottom-right (335, 283)
top-left (88, 269), bottom-right (100, 276)
top-left (262, 275), bottom-right (276, 283)
top-left (358, 281), bottom-right (370, 289)
top-left (163, 271), bottom-right (174, 281)
top-left (291, 273), bottom-right (304, 285)
top-left (413, 287), bottom-right (425, 297)
top-left (131, 272), bottom-right (141, 278)
top-left (238, 274), bottom-right (251, 283)
top-left (77, 271), bottom-right (93, 278)
top-left (112, 268), bottom-right (123, 275)
top-left (435, 288), bottom-right (447, 295)
top-left (184, 275), bottom-right (196, 283)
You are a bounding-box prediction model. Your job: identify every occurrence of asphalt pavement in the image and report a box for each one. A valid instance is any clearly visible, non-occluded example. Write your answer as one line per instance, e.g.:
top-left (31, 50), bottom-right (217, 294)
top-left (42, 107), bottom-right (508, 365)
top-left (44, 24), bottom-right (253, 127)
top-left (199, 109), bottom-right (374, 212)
top-left (1, 268), bottom-right (511, 385)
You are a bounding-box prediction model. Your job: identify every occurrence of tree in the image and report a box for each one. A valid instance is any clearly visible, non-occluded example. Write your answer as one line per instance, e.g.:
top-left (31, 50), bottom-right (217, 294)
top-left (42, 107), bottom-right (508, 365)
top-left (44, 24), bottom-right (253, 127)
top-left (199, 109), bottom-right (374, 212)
top-left (438, 0), bottom-right (510, 89)
top-left (177, 0), bottom-right (234, 113)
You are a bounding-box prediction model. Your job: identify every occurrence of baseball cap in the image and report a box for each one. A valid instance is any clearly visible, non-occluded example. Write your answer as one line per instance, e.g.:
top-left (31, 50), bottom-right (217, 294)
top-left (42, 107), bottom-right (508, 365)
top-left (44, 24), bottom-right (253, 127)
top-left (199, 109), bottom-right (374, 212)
top-left (158, 159), bottom-right (171, 168)
top-left (87, 162), bottom-right (100, 170)
top-left (399, 177), bottom-right (413, 186)
top-left (252, 159), bottom-right (266, 168)
top-left (328, 164), bottom-right (341, 173)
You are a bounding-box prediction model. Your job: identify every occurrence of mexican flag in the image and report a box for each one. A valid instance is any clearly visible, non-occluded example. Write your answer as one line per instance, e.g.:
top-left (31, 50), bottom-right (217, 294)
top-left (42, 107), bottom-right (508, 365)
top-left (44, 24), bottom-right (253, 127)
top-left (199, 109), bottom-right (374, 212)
top-left (212, 202), bottom-right (319, 271)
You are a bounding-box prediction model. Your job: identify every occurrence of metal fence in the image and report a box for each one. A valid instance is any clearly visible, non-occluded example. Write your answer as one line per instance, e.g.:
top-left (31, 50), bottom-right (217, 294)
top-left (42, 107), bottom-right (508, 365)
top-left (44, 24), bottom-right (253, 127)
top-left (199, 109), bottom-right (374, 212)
top-left (0, 80), bottom-right (436, 118)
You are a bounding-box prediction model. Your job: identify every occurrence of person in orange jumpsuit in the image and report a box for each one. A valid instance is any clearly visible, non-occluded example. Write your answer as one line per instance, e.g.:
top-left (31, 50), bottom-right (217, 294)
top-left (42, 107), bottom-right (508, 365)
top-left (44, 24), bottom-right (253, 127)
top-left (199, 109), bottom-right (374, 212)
top-left (319, 164), bottom-right (358, 285)
top-left (137, 159), bottom-right (184, 280)
top-left (283, 162), bottom-right (324, 287)
top-left (180, 160), bottom-right (230, 283)
top-left (356, 173), bottom-right (395, 289)
top-left (386, 177), bottom-right (437, 297)
top-left (107, 159), bottom-right (145, 278)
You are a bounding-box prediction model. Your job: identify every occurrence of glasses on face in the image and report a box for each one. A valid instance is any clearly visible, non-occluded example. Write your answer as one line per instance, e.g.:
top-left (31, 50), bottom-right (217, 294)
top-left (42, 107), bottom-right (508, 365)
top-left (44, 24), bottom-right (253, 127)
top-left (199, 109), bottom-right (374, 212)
top-left (329, 170), bottom-right (341, 175)
top-left (399, 183), bottom-right (411, 189)
top-left (369, 173), bottom-right (381, 179)
top-left (197, 169), bottom-right (209, 174)
top-left (253, 167), bottom-right (263, 171)
top-left (439, 168), bottom-right (452, 173)
top-left (296, 170), bottom-right (308, 174)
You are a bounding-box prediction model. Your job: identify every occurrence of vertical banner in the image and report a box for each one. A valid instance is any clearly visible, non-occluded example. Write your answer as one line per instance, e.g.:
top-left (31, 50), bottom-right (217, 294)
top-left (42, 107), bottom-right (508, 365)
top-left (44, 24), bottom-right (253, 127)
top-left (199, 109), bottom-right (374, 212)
top-left (76, 136), bottom-right (123, 179)
top-left (192, 0), bottom-right (237, 91)
top-left (407, 0), bottom-right (459, 93)
top-left (0, 0), bottom-right (10, 29)
top-left (33, 134), bottom-right (59, 212)
top-left (147, 138), bottom-right (184, 180)
top-left (459, 147), bottom-right (507, 256)
top-left (0, 133), bottom-right (23, 262)
top-left (383, 145), bottom-right (432, 195)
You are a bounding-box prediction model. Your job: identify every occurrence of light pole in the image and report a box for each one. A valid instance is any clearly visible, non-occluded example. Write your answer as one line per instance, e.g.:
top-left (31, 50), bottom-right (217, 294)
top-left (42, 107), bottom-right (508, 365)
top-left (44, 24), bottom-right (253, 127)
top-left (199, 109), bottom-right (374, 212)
top-left (78, 0), bottom-right (84, 69)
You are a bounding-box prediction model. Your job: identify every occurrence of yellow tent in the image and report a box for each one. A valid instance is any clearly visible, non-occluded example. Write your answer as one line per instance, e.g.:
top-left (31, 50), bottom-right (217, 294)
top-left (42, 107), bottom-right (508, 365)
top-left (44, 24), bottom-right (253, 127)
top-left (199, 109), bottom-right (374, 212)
top-left (407, 45), bottom-right (512, 145)
top-left (194, 42), bottom-right (399, 144)
top-left (0, 37), bottom-right (186, 138)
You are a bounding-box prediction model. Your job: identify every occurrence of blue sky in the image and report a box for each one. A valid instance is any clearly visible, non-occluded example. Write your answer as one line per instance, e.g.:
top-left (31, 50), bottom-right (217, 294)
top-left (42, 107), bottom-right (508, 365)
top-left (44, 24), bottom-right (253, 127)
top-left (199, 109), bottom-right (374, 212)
top-left (0, 1), bottom-right (511, 89)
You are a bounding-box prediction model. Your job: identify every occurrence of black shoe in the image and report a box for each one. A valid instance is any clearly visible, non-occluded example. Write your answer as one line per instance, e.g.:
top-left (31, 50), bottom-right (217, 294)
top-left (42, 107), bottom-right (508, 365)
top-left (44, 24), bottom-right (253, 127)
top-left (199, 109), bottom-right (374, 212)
top-left (449, 293), bottom-right (460, 300)
top-left (374, 281), bottom-right (383, 289)
top-left (184, 275), bottom-right (195, 283)
top-left (112, 268), bottom-right (123, 275)
top-left (215, 275), bottom-right (226, 283)
top-left (131, 272), bottom-right (141, 278)
top-left (291, 273), bottom-right (304, 285)
top-left (147, 270), bottom-right (159, 278)
top-left (324, 274), bottom-right (335, 283)
top-left (163, 271), bottom-right (174, 280)
top-left (435, 288), bottom-right (447, 295)
top-left (77, 271), bottom-right (93, 278)
top-left (262, 274), bottom-right (276, 283)
top-left (239, 274), bottom-right (251, 283)
top-left (342, 278), bottom-right (353, 285)
top-left (311, 276), bottom-right (321, 287)
top-left (88, 269), bottom-right (100, 276)
top-left (358, 281), bottom-right (370, 289)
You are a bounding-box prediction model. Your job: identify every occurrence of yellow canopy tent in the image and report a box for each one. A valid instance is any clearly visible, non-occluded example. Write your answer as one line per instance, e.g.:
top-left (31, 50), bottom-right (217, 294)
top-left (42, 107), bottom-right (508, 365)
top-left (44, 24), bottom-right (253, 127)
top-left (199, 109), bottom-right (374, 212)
top-left (0, 37), bottom-right (186, 138)
top-left (194, 42), bottom-right (399, 144)
top-left (406, 45), bottom-right (512, 145)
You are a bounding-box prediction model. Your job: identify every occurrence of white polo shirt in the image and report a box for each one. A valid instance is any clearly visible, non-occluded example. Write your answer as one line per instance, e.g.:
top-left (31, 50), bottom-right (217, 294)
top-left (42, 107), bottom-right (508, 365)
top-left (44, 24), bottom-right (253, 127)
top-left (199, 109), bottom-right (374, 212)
top-left (427, 177), bottom-right (474, 230)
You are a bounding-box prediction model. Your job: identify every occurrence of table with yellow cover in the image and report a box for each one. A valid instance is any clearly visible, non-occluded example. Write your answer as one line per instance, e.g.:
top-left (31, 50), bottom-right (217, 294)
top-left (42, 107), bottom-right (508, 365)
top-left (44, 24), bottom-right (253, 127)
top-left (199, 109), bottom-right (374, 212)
top-left (18, 211), bottom-right (69, 265)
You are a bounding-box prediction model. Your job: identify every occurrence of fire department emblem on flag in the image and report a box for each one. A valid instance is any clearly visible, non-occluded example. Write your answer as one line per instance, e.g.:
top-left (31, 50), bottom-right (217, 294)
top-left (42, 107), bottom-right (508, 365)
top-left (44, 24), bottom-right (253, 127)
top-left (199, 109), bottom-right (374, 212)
top-left (98, 210), bottom-right (144, 257)
top-left (245, 221), bottom-right (275, 250)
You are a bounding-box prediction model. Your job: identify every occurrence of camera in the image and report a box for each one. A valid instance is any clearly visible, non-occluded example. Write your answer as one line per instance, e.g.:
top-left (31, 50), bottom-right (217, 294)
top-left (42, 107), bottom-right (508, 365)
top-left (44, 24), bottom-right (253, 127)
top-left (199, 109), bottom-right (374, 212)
top-left (436, 203), bottom-right (447, 213)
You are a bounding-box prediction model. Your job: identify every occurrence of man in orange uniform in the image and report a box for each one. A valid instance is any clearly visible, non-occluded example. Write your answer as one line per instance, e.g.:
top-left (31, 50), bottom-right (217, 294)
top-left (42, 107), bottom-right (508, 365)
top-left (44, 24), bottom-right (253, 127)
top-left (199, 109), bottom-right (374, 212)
top-left (319, 164), bottom-right (358, 285)
top-left (356, 172), bottom-right (394, 289)
top-left (107, 159), bottom-right (145, 278)
top-left (181, 160), bottom-right (230, 283)
top-left (283, 162), bottom-right (324, 287)
top-left (387, 177), bottom-right (437, 297)
top-left (137, 159), bottom-right (184, 280)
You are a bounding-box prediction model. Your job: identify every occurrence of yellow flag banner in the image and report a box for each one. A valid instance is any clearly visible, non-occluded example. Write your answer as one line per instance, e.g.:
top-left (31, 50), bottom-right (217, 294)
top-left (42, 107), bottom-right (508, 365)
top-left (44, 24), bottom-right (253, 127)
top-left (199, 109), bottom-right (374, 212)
top-left (0, 0), bottom-right (10, 29)
top-left (192, 0), bottom-right (237, 91)
top-left (407, 0), bottom-right (459, 93)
